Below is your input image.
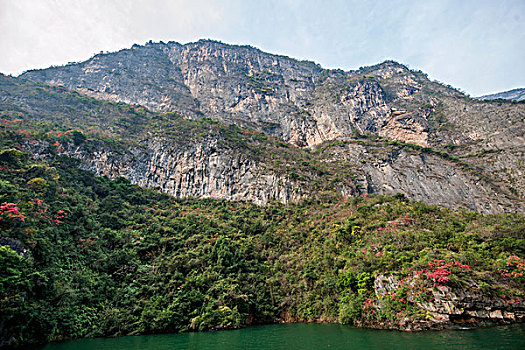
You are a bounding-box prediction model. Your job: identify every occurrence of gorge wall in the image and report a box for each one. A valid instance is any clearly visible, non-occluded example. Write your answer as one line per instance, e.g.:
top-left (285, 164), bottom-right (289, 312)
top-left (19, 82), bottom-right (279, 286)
top-left (6, 40), bottom-right (524, 212)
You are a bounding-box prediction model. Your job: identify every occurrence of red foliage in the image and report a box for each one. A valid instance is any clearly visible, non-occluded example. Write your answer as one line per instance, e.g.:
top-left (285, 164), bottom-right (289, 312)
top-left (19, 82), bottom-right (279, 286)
top-left (362, 297), bottom-right (376, 316)
top-left (14, 129), bottom-right (30, 138)
top-left (0, 202), bottom-right (26, 222)
top-left (54, 210), bottom-right (68, 225)
top-left (500, 255), bottom-right (525, 278)
top-left (0, 118), bottom-right (22, 125)
top-left (57, 129), bottom-right (74, 137)
top-left (414, 260), bottom-right (471, 287)
top-left (31, 198), bottom-right (47, 215)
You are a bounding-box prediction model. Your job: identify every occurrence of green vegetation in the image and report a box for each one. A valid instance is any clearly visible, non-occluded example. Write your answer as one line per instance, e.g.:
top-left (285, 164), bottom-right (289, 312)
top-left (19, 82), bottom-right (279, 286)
top-left (1, 125), bottom-right (524, 347)
top-left (0, 73), bottom-right (524, 348)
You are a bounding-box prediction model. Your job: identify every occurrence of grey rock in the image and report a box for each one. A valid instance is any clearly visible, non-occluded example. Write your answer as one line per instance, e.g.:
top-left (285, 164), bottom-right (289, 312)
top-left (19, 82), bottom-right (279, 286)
top-left (15, 40), bottom-right (525, 211)
top-left (375, 274), bottom-right (525, 328)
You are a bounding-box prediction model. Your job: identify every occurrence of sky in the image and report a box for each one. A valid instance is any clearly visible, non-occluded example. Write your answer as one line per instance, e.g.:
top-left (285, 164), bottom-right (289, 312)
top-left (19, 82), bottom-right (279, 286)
top-left (0, 0), bottom-right (523, 96)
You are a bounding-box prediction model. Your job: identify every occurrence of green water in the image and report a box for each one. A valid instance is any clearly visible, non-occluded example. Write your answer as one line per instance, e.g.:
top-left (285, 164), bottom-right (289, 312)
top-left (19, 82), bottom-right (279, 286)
top-left (32, 323), bottom-right (525, 350)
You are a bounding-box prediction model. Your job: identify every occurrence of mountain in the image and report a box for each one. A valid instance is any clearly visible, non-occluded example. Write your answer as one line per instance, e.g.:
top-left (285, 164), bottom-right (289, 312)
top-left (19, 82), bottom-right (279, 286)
top-left (1, 73), bottom-right (523, 213)
top-left (20, 40), bottom-right (522, 149)
top-left (478, 88), bottom-right (525, 102)
top-left (14, 40), bottom-right (525, 213)
top-left (1, 40), bottom-right (524, 347)
top-left (1, 127), bottom-right (523, 345)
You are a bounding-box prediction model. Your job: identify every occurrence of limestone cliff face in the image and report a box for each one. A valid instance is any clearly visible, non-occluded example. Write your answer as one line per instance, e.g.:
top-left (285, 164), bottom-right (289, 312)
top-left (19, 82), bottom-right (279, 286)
top-left (325, 143), bottom-right (522, 213)
top-left (20, 40), bottom-right (524, 152)
top-left (21, 41), bottom-right (427, 148)
top-left (12, 41), bottom-right (525, 210)
top-left (24, 133), bottom-right (521, 213)
top-left (30, 137), bottom-right (304, 205)
top-left (433, 101), bottom-right (525, 199)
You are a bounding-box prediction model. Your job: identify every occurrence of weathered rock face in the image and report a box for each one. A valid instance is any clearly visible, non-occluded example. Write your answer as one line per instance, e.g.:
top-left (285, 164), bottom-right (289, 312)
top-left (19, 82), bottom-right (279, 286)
top-left (19, 40), bottom-right (525, 151)
top-left (20, 41), bottom-right (426, 148)
top-left (432, 100), bottom-right (525, 199)
top-left (29, 137), bottom-right (306, 205)
top-left (373, 274), bottom-right (524, 330)
top-left (333, 143), bottom-right (520, 213)
top-left (12, 40), bottom-right (525, 210)
top-left (414, 282), bottom-right (524, 325)
top-left (23, 134), bottom-right (521, 213)
top-left (2, 72), bottom-right (518, 213)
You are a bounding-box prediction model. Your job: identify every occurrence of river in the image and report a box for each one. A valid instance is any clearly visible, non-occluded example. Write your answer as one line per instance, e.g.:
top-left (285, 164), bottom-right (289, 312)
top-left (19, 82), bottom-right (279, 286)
top-left (32, 323), bottom-right (525, 349)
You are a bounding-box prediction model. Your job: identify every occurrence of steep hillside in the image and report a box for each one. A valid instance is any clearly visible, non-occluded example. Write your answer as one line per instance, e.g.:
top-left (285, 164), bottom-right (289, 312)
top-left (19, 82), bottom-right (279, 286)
top-left (1, 41), bottom-right (525, 348)
top-left (19, 40), bottom-right (525, 203)
top-left (1, 124), bottom-right (524, 346)
top-left (1, 74), bottom-right (522, 213)
top-left (18, 40), bottom-right (512, 149)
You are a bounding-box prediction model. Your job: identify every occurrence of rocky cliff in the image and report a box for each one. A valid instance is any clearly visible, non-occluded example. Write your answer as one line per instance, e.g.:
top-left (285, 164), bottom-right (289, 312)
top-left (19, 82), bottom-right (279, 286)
top-left (372, 274), bottom-right (524, 331)
top-left (18, 41), bottom-right (451, 148)
top-left (6, 73), bottom-right (521, 211)
top-left (6, 40), bottom-right (525, 212)
top-left (23, 134), bottom-right (519, 213)
top-left (29, 136), bottom-right (307, 205)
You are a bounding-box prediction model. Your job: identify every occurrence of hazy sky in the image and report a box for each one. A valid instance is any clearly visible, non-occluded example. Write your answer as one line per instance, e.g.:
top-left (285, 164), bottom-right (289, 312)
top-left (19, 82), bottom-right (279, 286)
top-left (0, 0), bottom-right (523, 96)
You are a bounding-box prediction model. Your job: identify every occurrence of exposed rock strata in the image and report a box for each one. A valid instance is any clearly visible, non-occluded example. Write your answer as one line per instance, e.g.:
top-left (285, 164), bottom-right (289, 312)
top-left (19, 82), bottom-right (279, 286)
top-left (20, 41), bottom-right (430, 148)
top-left (13, 40), bottom-right (525, 210)
top-left (372, 274), bottom-right (524, 331)
top-left (25, 136), bottom-right (522, 213)
top-left (326, 143), bottom-right (522, 213)
top-left (29, 138), bottom-right (304, 205)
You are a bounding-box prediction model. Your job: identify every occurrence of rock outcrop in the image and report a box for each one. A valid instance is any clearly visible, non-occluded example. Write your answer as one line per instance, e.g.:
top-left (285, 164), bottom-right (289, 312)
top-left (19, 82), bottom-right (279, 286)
top-left (333, 143), bottom-right (520, 213)
top-left (21, 134), bottom-right (521, 213)
top-left (27, 137), bottom-right (307, 205)
top-left (372, 274), bottom-right (524, 331)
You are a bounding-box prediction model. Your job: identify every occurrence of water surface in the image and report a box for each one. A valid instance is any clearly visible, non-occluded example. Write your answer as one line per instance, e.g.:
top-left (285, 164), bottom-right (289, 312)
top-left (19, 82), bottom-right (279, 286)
top-left (34, 323), bottom-right (525, 350)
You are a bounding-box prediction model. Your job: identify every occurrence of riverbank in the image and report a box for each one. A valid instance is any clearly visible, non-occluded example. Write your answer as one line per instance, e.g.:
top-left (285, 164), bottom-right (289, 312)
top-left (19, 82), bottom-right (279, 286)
top-left (277, 295), bottom-right (524, 333)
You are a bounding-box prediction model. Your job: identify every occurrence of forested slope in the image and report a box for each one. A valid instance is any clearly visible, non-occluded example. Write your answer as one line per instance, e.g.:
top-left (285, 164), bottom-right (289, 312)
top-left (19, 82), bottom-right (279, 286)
top-left (1, 119), bottom-right (524, 347)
